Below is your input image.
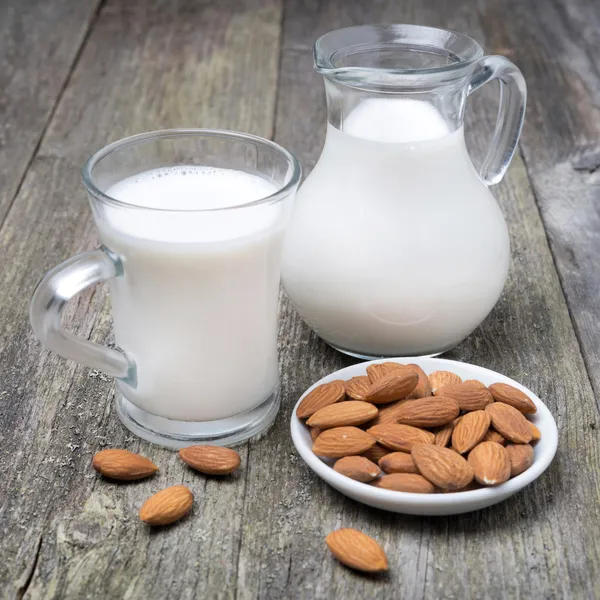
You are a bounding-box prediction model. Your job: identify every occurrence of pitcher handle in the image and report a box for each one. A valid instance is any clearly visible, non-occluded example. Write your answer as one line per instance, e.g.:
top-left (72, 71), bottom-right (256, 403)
top-left (29, 248), bottom-right (136, 384)
top-left (468, 55), bottom-right (527, 186)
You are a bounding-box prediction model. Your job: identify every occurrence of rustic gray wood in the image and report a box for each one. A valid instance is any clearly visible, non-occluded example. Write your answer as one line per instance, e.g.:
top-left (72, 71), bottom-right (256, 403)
top-left (0, 0), bottom-right (102, 225)
top-left (1, 0), bottom-right (600, 598)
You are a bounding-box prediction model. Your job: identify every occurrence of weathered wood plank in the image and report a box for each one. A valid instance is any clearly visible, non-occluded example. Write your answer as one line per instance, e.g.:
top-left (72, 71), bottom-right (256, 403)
top-left (0, 0), bottom-right (283, 598)
top-left (233, 1), bottom-right (600, 598)
top-left (0, 0), bottom-right (102, 225)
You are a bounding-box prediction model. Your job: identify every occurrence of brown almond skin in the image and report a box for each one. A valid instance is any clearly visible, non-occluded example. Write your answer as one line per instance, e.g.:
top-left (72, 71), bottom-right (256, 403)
top-left (483, 429), bottom-right (507, 445)
top-left (307, 401), bottom-right (378, 430)
top-left (451, 410), bottom-right (491, 454)
top-left (296, 381), bottom-right (346, 419)
top-left (378, 452), bottom-right (419, 474)
top-left (139, 485), bottom-right (193, 526)
top-left (528, 421), bottom-right (542, 442)
top-left (361, 443), bottom-right (391, 463)
top-left (371, 473), bottom-right (435, 493)
top-left (394, 396), bottom-right (460, 428)
top-left (489, 383), bottom-right (537, 414)
top-left (485, 403), bottom-right (533, 444)
top-left (429, 370), bottom-right (462, 394)
top-left (92, 449), bottom-right (158, 481)
top-left (325, 528), bottom-right (388, 573)
top-left (366, 362), bottom-right (408, 383)
top-left (405, 364), bottom-right (432, 398)
top-left (179, 445), bottom-right (240, 475)
top-left (506, 443), bottom-right (535, 477)
top-left (468, 442), bottom-right (511, 486)
top-left (345, 376), bottom-right (371, 401)
top-left (434, 422), bottom-right (455, 447)
top-left (313, 427), bottom-right (376, 458)
top-left (333, 456), bottom-right (381, 482)
top-left (366, 399), bottom-right (410, 426)
top-left (365, 372), bottom-right (419, 404)
top-left (411, 444), bottom-right (474, 491)
top-left (367, 423), bottom-right (435, 452)
top-left (464, 379), bottom-right (487, 389)
top-left (439, 382), bottom-right (494, 411)
top-left (310, 427), bottom-right (321, 442)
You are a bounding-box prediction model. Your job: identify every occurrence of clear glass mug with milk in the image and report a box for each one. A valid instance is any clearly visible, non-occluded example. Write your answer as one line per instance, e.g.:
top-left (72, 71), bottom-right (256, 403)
top-left (30, 130), bottom-right (300, 448)
top-left (282, 24), bottom-right (527, 359)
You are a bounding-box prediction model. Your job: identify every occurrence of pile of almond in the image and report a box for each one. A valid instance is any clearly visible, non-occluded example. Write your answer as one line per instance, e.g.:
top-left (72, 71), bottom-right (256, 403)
top-left (298, 363), bottom-right (541, 492)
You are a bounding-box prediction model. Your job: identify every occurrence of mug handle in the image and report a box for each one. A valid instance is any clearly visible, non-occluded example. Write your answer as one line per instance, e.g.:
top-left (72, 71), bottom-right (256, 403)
top-left (468, 55), bottom-right (527, 186)
top-left (30, 248), bottom-right (136, 384)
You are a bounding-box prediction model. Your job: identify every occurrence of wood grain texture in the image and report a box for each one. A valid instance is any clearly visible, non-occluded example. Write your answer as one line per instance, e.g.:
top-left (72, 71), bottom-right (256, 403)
top-left (0, 0), bottom-right (282, 598)
top-left (0, 0), bottom-right (102, 225)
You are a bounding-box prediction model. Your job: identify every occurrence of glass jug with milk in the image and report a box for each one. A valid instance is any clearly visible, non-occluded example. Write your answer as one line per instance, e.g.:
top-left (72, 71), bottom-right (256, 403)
top-left (282, 25), bottom-right (526, 359)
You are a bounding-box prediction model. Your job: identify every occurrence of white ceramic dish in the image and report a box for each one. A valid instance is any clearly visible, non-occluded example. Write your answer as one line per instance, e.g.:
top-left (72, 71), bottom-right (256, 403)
top-left (290, 357), bottom-right (558, 516)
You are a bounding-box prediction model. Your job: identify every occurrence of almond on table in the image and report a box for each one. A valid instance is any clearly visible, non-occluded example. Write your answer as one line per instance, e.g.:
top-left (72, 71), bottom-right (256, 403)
top-left (179, 445), bottom-right (240, 475)
top-left (325, 528), bottom-right (388, 573)
top-left (139, 485), bottom-right (193, 526)
top-left (92, 449), bottom-right (158, 481)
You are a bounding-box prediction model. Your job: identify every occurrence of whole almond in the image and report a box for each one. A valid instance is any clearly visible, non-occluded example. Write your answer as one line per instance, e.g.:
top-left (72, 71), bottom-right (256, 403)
top-left (366, 362), bottom-right (408, 383)
top-left (464, 379), bottom-right (487, 388)
top-left (139, 485), bottom-right (193, 526)
top-left (367, 423), bottom-right (434, 452)
top-left (367, 399), bottom-right (410, 426)
top-left (307, 401), bottom-right (378, 430)
top-left (506, 443), bottom-right (535, 477)
top-left (411, 444), bottom-right (474, 491)
top-left (310, 427), bottom-right (321, 442)
top-left (434, 421), bottom-right (455, 447)
top-left (371, 473), bottom-right (435, 493)
top-left (528, 421), bottom-right (542, 442)
top-left (430, 370), bottom-right (462, 394)
top-left (378, 452), bottom-right (419, 474)
top-left (483, 429), bottom-right (506, 445)
top-left (440, 382), bottom-right (494, 411)
top-left (468, 442), bottom-right (511, 486)
top-left (333, 456), bottom-right (381, 482)
top-left (361, 443), bottom-right (391, 463)
top-left (394, 396), bottom-right (460, 427)
top-left (313, 427), bottom-right (376, 458)
top-left (489, 383), bottom-right (537, 414)
top-left (451, 410), bottom-right (491, 454)
top-left (296, 381), bottom-right (346, 419)
top-left (486, 403), bottom-right (533, 444)
top-left (405, 364), bottom-right (432, 398)
top-left (325, 528), bottom-right (388, 573)
top-left (365, 372), bottom-right (419, 404)
top-left (345, 376), bottom-right (371, 401)
top-left (179, 445), bottom-right (240, 475)
top-left (92, 449), bottom-right (158, 481)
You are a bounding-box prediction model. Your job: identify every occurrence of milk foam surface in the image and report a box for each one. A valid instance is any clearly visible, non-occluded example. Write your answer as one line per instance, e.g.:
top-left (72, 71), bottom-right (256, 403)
top-left (101, 167), bottom-right (284, 421)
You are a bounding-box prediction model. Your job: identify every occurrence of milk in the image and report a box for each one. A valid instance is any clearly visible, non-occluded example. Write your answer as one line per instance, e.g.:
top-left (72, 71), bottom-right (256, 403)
top-left (282, 98), bottom-right (510, 356)
top-left (101, 166), bottom-right (283, 421)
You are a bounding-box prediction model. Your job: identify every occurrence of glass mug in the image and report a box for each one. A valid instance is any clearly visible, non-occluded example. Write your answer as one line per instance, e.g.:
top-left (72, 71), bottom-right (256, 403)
top-left (30, 130), bottom-right (301, 448)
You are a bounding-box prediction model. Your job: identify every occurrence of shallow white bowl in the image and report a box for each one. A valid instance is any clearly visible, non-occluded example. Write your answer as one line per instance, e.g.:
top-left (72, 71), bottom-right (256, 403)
top-left (290, 357), bottom-right (558, 516)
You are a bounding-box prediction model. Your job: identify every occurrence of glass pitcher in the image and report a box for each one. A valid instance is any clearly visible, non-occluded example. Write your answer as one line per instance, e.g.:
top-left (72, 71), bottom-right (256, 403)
top-left (282, 24), bottom-right (526, 359)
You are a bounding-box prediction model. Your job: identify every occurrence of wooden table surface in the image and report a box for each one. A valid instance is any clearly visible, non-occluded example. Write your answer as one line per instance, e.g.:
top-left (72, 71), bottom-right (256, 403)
top-left (2, 0), bottom-right (600, 598)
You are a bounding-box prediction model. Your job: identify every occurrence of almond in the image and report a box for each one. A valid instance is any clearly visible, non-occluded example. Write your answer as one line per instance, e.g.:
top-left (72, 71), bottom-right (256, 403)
top-left (313, 427), bottom-right (376, 458)
top-left (434, 422), bottom-right (455, 447)
top-left (485, 403), bottom-right (533, 444)
top-left (405, 364), bottom-right (432, 398)
top-left (325, 528), bottom-right (388, 573)
top-left (367, 423), bottom-right (434, 452)
top-left (310, 427), bottom-right (321, 442)
top-left (528, 421), bottom-right (542, 442)
top-left (365, 372), bottom-right (418, 404)
top-left (307, 401), bottom-right (378, 430)
top-left (439, 382), bottom-right (494, 411)
top-left (333, 456), bottom-right (381, 482)
top-left (367, 399), bottom-right (410, 426)
top-left (464, 379), bottom-right (487, 388)
top-left (489, 383), bottom-right (537, 414)
top-left (92, 449), bottom-right (158, 481)
top-left (451, 410), bottom-right (491, 454)
top-left (361, 443), bottom-right (391, 463)
top-left (430, 370), bottom-right (462, 394)
top-left (378, 452), bottom-right (419, 474)
top-left (139, 485), bottom-right (193, 526)
top-left (483, 429), bottom-right (506, 445)
top-left (371, 473), bottom-right (435, 493)
top-left (179, 445), bottom-right (240, 475)
top-left (366, 362), bottom-right (408, 383)
top-left (296, 381), bottom-right (346, 419)
top-left (411, 444), bottom-right (474, 491)
top-left (506, 443), bottom-right (534, 477)
top-left (345, 376), bottom-right (371, 401)
top-left (468, 442), bottom-right (511, 486)
top-left (394, 396), bottom-right (460, 427)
